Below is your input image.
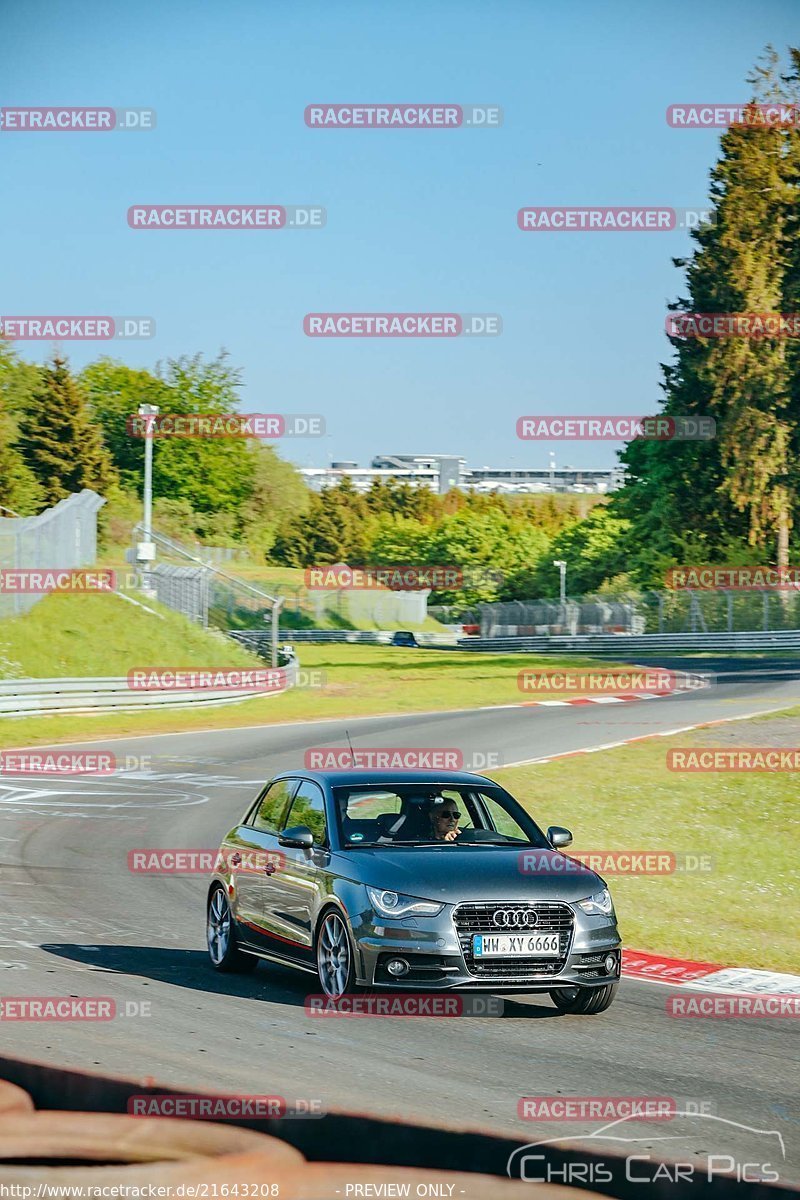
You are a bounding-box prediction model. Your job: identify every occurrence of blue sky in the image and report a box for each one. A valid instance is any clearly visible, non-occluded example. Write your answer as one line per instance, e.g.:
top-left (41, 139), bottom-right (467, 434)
top-left (2, 0), bottom-right (798, 472)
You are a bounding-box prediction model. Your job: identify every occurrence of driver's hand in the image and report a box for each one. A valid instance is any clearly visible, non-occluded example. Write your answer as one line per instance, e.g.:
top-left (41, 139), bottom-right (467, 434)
top-left (443, 827), bottom-right (460, 841)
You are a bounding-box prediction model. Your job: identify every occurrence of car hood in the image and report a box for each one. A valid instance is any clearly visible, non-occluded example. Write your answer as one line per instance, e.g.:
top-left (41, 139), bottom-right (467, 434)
top-left (336, 845), bottom-right (603, 902)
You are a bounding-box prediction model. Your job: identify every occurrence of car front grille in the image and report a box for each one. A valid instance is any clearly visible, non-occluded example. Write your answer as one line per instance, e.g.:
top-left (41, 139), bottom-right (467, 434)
top-left (453, 901), bottom-right (574, 978)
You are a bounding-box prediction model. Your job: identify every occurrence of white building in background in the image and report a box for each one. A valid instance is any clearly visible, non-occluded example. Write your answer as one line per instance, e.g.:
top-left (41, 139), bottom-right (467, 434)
top-left (299, 453), bottom-right (624, 496)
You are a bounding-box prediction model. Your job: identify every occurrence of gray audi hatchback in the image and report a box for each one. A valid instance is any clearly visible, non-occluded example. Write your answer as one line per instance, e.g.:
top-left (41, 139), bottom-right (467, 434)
top-left (206, 769), bottom-right (621, 1013)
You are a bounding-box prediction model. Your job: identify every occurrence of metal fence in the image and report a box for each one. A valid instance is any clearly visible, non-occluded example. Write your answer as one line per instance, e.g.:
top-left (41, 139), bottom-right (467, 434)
top-left (133, 527), bottom-right (280, 629)
top-left (0, 490), bottom-right (106, 618)
top-left (461, 630), bottom-right (800, 654)
top-left (479, 590), bottom-right (800, 637)
top-left (148, 564), bottom-right (210, 625)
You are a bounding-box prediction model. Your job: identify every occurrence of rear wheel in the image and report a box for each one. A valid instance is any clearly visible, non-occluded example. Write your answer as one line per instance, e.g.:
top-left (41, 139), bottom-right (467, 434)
top-left (550, 982), bottom-right (618, 1014)
top-left (316, 910), bottom-right (359, 997)
top-left (207, 885), bottom-right (259, 974)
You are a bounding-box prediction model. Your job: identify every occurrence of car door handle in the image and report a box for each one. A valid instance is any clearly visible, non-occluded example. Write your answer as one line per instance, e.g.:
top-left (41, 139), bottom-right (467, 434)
top-left (264, 862), bottom-right (276, 875)
top-left (230, 853), bottom-right (242, 866)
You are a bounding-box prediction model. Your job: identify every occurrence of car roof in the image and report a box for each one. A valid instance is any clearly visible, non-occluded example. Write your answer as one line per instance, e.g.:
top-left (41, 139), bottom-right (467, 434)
top-left (273, 768), bottom-right (498, 788)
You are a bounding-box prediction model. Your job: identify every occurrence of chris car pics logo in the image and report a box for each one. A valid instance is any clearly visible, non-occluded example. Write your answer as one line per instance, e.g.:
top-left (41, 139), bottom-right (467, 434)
top-left (507, 1112), bottom-right (785, 1186)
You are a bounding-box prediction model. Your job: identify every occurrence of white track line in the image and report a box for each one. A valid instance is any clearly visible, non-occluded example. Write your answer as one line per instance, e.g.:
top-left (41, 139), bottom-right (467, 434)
top-left (502, 701), bottom-right (799, 769)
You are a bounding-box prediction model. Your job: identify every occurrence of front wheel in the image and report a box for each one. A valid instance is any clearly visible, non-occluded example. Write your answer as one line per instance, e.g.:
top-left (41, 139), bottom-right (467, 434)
top-left (550, 982), bottom-right (618, 1014)
top-left (316, 909), bottom-right (359, 997)
top-left (207, 886), bottom-right (259, 973)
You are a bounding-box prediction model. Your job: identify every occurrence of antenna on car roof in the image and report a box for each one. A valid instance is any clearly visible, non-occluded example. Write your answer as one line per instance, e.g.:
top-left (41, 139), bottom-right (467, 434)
top-left (345, 728), bottom-right (356, 767)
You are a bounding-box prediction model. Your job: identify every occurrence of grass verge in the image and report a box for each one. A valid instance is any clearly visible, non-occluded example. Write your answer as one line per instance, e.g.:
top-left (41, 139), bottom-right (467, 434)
top-left (495, 711), bottom-right (799, 972)
top-left (0, 594), bottom-right (613, 746)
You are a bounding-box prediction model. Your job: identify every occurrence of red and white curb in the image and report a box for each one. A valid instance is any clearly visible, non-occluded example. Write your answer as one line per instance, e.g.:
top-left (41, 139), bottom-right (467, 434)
top-left (623, 950), bottom-right (800, 996)
top-left (520, 673), bottom-right (712, 708)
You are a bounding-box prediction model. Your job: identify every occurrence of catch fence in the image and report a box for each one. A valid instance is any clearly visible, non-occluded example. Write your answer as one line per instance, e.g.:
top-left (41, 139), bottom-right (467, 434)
top-left (0, 490), bottom-right (106, 618)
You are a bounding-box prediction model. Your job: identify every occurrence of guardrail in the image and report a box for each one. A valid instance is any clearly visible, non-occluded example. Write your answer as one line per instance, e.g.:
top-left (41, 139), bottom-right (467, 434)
top-left (458, 630), bottom-right (800, 654)
top-left (0, 662), bottom-right (298, 717)
top-left (231, 630), bottom-right (458, 650)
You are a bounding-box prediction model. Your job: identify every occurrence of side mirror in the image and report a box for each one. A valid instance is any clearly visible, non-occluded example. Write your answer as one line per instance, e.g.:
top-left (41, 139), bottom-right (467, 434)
top-left (279, 824), bottom-right (314, 850)
top-left (547, 825), bottom-right (573, 848)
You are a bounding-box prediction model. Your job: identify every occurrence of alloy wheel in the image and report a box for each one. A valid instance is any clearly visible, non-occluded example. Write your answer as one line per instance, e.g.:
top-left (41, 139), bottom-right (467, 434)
top-left (318, 912), bottom-right (351, 997)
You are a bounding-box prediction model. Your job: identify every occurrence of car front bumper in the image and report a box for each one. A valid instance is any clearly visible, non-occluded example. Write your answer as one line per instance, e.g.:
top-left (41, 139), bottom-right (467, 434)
top-left (353, 903), bottom-right (622, 992)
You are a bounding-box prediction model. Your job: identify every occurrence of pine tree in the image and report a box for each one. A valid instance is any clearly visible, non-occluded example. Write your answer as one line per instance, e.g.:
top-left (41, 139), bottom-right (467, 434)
top-left (19, 354), bottom-right (117, 505)
top-left (615, 47), bottom-right (800, 581)
top-left (0, 343), bottom-right (43, 514)
top-left (779, 48), bottom-right (800, 558)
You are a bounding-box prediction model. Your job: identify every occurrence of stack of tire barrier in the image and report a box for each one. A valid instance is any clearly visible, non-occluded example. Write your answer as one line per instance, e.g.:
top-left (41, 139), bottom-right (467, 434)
top-left (0, 1082), bottom-right (33, 1116)
top-left (3, 1070), bottom-right (795, 1197)
top-left (0, 1096), bottom-right (601, 1198)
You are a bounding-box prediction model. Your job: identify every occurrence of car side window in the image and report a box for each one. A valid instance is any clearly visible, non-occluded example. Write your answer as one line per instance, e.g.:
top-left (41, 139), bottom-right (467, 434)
top-left (284, 780), bottom-right (327, 845)
top-left (250, 779), bottom-right (298, 833)
top-left (477, 791), bottom-right (529, 841)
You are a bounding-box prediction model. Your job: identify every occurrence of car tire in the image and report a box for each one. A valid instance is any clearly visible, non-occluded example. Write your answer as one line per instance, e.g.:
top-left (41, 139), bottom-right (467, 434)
top-left (207, 885), bottom-right (259, 974)
top-left (315, 908), bottom-right (363, 997)
top-left (549, 982), bottom-right (618, 1014)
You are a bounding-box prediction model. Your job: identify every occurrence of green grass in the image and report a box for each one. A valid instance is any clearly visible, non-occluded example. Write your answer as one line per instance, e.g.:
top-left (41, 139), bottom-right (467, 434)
top-left (0, 591), bottom-right (261, 678)
top-left (0, 601), bottom-right (614, 746)
top-left (495, 718), bottom-right (799, 972)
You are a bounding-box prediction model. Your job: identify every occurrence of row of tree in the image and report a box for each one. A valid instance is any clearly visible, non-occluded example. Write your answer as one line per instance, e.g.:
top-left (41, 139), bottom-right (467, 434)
top-left (0, 347), bottom-right (308, 555)
top-left (0, 342), bottom-right (595, 600)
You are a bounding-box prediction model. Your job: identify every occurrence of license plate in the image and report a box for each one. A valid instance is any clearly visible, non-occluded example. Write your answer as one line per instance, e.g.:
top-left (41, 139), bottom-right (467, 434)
top-left (473, 932), bottom-right (560, 958)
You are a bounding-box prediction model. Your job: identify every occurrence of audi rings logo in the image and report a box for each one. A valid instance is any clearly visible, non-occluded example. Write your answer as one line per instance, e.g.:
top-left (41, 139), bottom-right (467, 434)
top-left (492, 908), bottom-right (538, 928)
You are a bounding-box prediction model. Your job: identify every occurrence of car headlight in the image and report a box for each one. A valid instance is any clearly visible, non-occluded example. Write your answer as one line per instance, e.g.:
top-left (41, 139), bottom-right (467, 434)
top-left (367, 887), bottom-right (444, 918)
top-left (577, 888), bottom-right (615, 916)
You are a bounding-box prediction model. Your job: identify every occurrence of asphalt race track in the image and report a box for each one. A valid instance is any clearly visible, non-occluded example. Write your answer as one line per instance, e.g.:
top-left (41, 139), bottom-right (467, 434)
top-left (1, 669), bottom-right (799, 1181)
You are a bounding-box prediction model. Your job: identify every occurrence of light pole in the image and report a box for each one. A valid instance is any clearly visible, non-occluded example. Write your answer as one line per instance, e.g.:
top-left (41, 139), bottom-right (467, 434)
top-left (553, 559), bottom-right (567, 606)
top-left (137, 403), bottom-right (159, 591)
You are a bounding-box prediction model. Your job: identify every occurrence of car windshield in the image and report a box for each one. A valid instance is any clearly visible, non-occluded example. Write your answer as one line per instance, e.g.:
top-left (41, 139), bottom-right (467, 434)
top-left (333, 783), bottom-right (548, 848)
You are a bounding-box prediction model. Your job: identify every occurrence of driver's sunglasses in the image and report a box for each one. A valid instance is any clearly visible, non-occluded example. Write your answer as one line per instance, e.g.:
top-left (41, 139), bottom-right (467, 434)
top-left (437, 809), bottom-right (461, 820)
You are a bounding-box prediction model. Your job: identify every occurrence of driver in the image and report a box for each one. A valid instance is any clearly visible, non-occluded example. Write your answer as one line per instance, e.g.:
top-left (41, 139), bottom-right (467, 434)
top-left (428, 796), bottom-right (461, 842)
